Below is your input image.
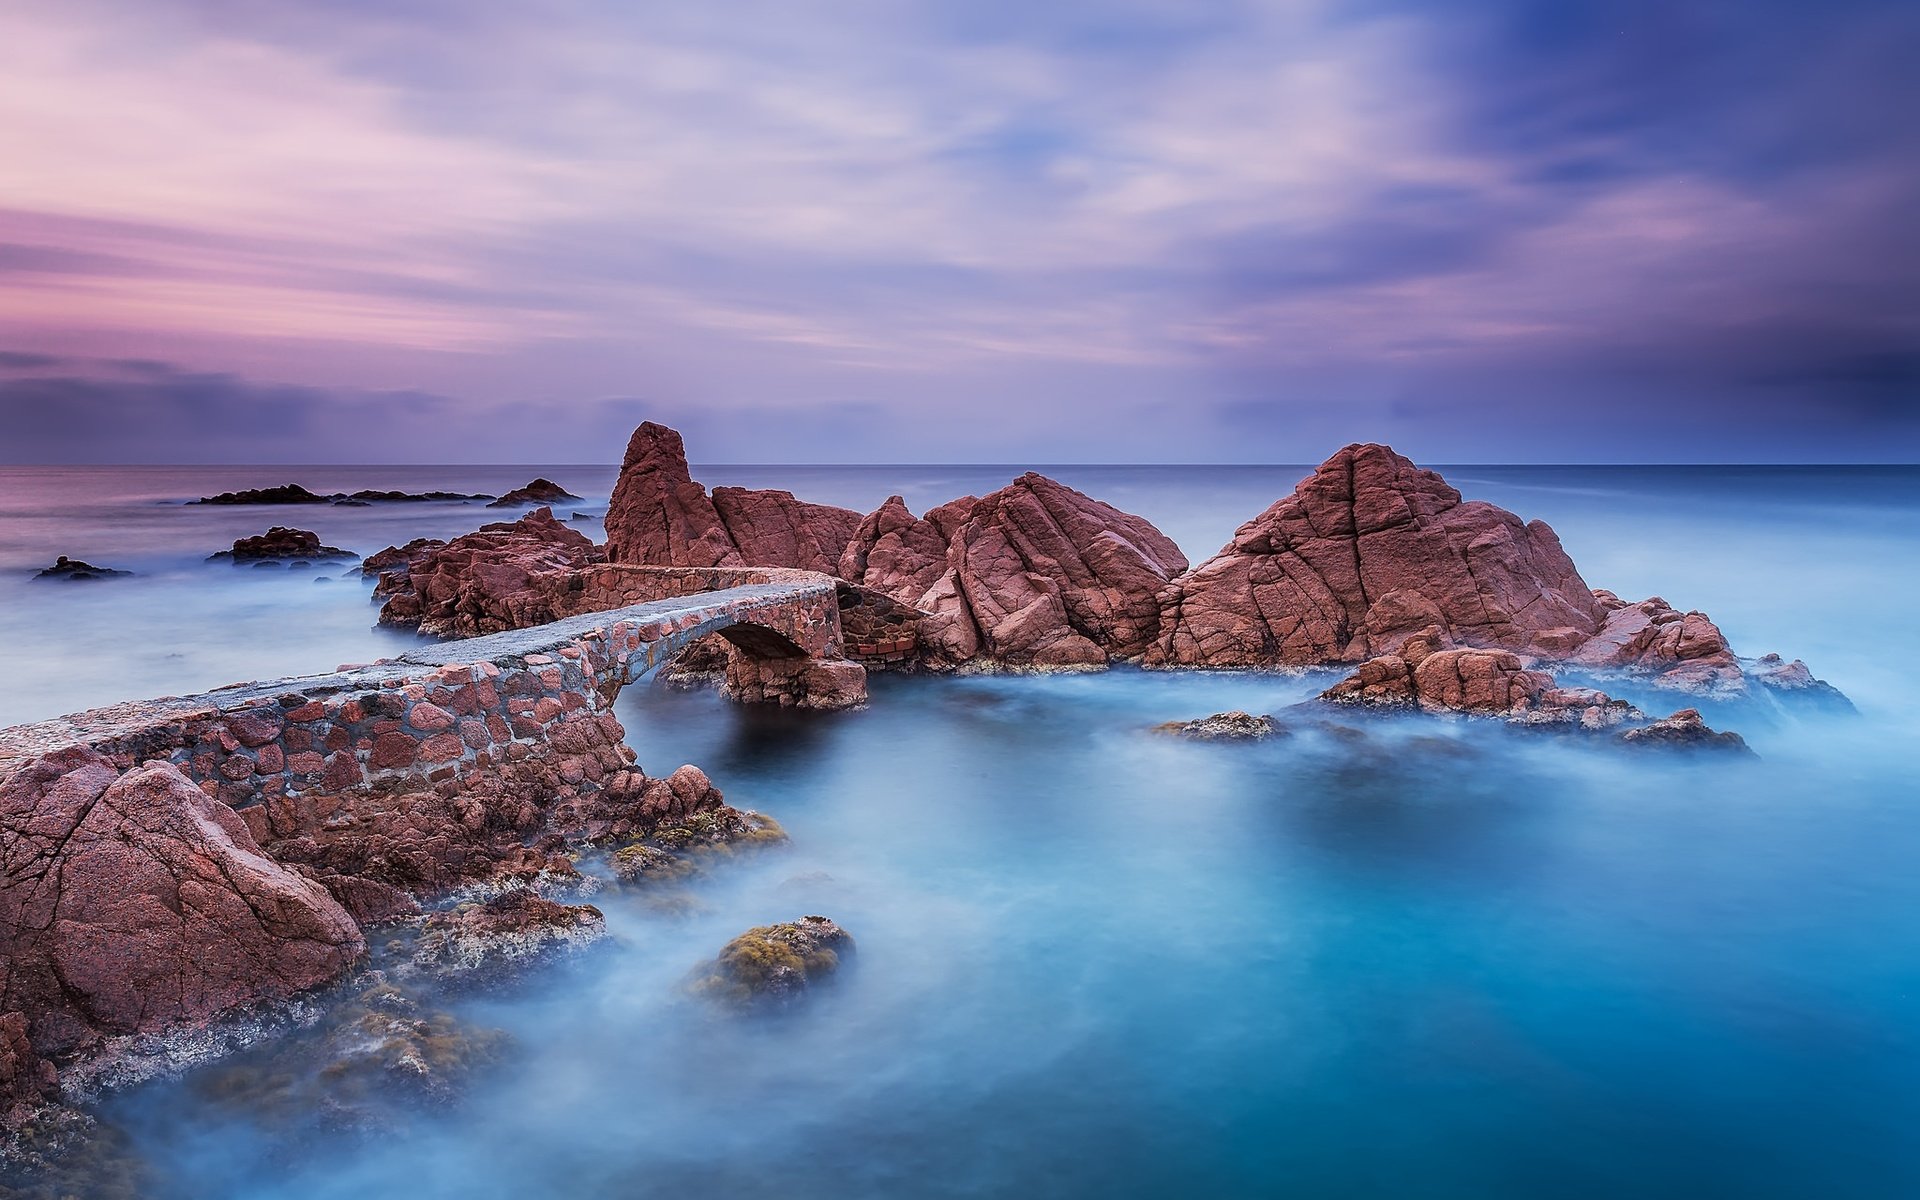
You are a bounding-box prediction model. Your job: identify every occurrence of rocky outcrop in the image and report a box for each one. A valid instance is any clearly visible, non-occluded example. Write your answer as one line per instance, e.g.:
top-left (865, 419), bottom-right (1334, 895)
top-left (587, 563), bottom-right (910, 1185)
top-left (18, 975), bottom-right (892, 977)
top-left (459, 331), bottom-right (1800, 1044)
top-left (487, 478), bottom-right (580, 508)
top-left (839, 476), bottom-right (1188, 670)
top-left (32, 557), bottom-right (128, 581)
top-left (210, 527), bottom-right (356, 564)
top-left (1618, 708), bottom-right (1753, 753)
top-left (1153, 711), bottom-right (1283, 741)
top-left (194, 484), bottom-right (491, 505)
top-left (1566, 592), bottom-right (1743, 695)
top-left (687, 916), bottom-right (852, 1011)
top-left (0, 749), bottom-right (365, 1061)
top-left (360, 537), bottom-right (446, 578)
top-left (374, 508), bottom-right (599, 637)
top-left (410, 890), bottom-right (606, 977)
top-left (1152, 444), bottom-right (1603, 668)
top-left (602, 422), bottom-right (862, 573)
top-left (1752, 654), bottom-right (1855, 710)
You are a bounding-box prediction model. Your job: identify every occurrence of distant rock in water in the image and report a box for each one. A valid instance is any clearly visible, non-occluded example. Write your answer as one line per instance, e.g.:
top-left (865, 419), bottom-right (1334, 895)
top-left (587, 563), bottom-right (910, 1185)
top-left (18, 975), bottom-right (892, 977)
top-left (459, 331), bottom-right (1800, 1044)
top-left (487, 478), bottom-right (581, 508)
top-left (688, 915), bottom-right (853, 1011)
top-left (194, 483), bottom-right (492, 505)
top-left (33, 555), bottom-right (129, 580)
top-left (193, 483), bottom-right (332, 505)
top-left (1153, 711), bottom-right (1284, 741)
top-left (210, 527), bottom-right (357, 564)
top-left (374, 507), bottom-right (600, 637)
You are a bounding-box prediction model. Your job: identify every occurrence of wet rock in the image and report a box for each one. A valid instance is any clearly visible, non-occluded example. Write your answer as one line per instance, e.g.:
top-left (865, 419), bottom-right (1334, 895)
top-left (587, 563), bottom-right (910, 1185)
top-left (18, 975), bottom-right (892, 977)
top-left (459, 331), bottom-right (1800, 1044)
top-left (1153, 711), bottom-right (1284, 741)
top-left (210, 527), bottom-right (357, 564)
top-left (1567, 593), bottom-right (1744, 695)
top-left (31, 556), bottom-right (128, 580)
top-left (194, 484), bottom-right (492, 505)
top-left (342, 489), bottom-right (492, 503)
top-left (1151, 444), bottom-right (1604, 668)
top-left (359, 536), bottom-right (447, 577)
top-left (487, 478), bottom-right (581, 508)
top-left (0, 750), bottom-right (365, 1063)
top-left (1751, 654), bottom-right (1856, 712)
top-left (608, 843), bottom-right (698, 886)
top-left (410, 889), bottom-right (605, 977)
top-left (688, 916), bottom-right (853, 1011)
top-left (373, 507), bottom-right (600, 637)
top-left (1617, 708), bottom-right (1755, 753)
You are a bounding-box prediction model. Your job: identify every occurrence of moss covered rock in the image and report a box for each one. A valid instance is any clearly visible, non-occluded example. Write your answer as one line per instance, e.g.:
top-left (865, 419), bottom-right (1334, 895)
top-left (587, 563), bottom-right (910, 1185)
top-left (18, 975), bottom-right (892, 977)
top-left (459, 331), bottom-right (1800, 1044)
top-left (688, 916), bottom-right (853, 1011)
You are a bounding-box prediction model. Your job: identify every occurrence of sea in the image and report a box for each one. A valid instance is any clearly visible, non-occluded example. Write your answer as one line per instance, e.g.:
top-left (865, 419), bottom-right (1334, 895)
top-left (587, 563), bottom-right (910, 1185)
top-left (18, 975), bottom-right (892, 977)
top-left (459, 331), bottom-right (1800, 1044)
top-left (2, 463), bottom-right (1917, 1198)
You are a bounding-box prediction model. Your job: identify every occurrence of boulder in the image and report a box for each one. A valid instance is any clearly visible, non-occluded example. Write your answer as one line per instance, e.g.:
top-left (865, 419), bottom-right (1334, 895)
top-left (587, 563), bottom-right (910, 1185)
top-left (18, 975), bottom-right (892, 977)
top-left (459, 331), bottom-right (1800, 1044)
top-left (1320, 628), bottom-right (1643, 730)
top-left (410, 889), bottom-right (605, 977)
top-left (374, 507), bottom-right (600, 637)
top-left (360, 536), bottom-right (447, 577)
top-left (1151, 444), bottom-right (1604, 667)
top-left (1567, 592), bottom-right (1744, 695)
top-left (210, 527), bottom-right (356, 564)
top-left (710, 486), bottom-right (863, 575)
top-left (32, 556), bottom-right (129, 580)
top-left (487, 478), bottom-right (581, 508)
top-left (0, 749), bottom-right (364, 1061)
top-left (1617, 708), bottom-right (1754, 752)
top-left (687, 916), bottom-right (853, 1011)
top-left (1153, 711), bottom-right (1284, 741)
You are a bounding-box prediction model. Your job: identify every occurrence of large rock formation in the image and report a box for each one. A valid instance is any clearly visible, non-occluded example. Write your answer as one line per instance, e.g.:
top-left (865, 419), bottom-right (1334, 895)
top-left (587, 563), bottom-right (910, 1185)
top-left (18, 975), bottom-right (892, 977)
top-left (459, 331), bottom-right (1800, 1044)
top-left (0, 749), bottom-right (365, 1061)
top-left (603, 422), bottom-right (860, 573)
top-left (211, 527), bottom-right (357, 564)
top-left (839, 475), bottom-right (1188, 669)
top-left (374, 507), bottom-right (600, 637)
top-left (1150, 443), bottom-right (1603, 668)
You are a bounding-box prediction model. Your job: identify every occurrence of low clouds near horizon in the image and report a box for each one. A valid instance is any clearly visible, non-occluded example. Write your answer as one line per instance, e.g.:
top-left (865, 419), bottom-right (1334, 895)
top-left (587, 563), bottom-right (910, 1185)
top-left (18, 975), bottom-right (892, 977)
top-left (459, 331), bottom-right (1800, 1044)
top-left (2, 0), bottom-right (1915, 464)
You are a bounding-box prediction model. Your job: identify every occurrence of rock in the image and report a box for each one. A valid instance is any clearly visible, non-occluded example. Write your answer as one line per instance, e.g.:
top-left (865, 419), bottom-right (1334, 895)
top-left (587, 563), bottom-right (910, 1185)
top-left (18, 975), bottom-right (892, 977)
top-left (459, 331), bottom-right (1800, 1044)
top-left (374, 508), bottom-right (600, 637)
top-left (210, 527), bottom-right (357, 564)
top-left (31, 555), bottom-right (129, 580)
top-left (486, 478), bottom-right (581, 508)
top-left (1567, 592), bottom-right (1744, 695)
top-left (609, 843), bottom-right (698, 886)
top-left (342, 489), bottom-right (492, 503)
top-left (840, 475), bottom-right (1188, 669)
top-left (1, 1012), bottom-right (56, 1127)
top-left (1320, 627), bottom-right (1645, 731)
top-left (1751, 653), bottom-right (1856, 711)
top-left (1616, 708), bottom-right (1754, 752)
top-left (359, 537), bottom-right (447, 577)
top-left (410, 889), bottom-right (605, 978)
top-left (687, 916), bottom-right (852, 1011)
top-left (193, 483), bottom-right (331, 505)
top-left (1151, 444), bottom-right (1604, 668)
top-left (1153, 711), bottom-right (1284, 741)
top-left (0, 750), bottom-right (365, 1062)
top-left (569, 511), bottom-right (597, 521)
top-left (602, 422), bottom-right (862, 572)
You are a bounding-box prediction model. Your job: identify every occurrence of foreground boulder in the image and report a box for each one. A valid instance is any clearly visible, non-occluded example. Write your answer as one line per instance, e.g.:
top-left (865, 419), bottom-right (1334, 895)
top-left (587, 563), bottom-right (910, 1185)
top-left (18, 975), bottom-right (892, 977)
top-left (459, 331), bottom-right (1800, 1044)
top-left (603, 422), bottom-right (860, 573)
top-left (374, 507), bottom-right (600, 637)
top-left (1151, 444), bottom-right (1603, 668)
top-left (687, 916), bottom-right (852, 1011)
top-left (210, 527), bottom-right (356, 564)
top-left (839, 474), bottom-right (1188, 669)
top-left (32, 556), bottom-right (128, 581)
top-left (0, 750), bottom-right (365, 1062)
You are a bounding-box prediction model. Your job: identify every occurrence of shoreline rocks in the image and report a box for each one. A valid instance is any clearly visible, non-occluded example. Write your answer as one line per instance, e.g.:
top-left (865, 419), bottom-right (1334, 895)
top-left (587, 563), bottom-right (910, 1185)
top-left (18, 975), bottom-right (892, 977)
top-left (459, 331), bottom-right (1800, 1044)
top-left (372, 508), bottom-right (600, 637)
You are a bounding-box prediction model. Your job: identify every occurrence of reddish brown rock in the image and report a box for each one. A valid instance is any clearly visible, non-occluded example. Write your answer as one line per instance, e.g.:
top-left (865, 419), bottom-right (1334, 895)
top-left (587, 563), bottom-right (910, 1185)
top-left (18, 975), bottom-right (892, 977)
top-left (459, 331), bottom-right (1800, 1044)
top-left (1568, 592), bottom-right (1744, 695)
top-left (411, 889), bottom-right (606, 976)
top-left (1152, 711), bottom-right (1283, 741)
top-left (0, 749), bottom-right (364, 1060)
top-left (1321, 628), bottom-right (1642, 730)
top-left (361, 537), bottom-right (447, 577)
top-left (603, 422), bottom-right (862, 572)
top-left (1152, 444), bottom-right (1603, 668)
top-left (1, 1011), bottom-right (56, 1124)
top-left (375, 507), bottom-right (601, 637)
top-left (1617, 708), bottom-right (1754, 753)
top-left (840, 475), bottom-right (1188, 669)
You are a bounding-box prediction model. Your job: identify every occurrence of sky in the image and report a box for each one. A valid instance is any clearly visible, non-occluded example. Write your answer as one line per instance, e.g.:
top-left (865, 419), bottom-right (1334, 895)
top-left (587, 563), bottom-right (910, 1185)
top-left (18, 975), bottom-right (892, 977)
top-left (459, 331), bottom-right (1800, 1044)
top-left (1, 0), bottom-right (1915, 464)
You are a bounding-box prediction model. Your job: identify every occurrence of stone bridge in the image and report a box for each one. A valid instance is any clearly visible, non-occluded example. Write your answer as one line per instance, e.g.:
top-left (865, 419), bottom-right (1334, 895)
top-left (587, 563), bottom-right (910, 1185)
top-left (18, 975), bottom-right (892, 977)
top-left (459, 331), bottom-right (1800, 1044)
top-left (0, 566), bottom-right (866, 826)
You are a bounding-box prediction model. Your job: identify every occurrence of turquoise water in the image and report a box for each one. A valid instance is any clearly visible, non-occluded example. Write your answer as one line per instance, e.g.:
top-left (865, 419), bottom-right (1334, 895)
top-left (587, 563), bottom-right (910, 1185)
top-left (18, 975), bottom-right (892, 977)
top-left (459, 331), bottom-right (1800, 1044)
top-left (4, 464), bottom-right (1917, 1197)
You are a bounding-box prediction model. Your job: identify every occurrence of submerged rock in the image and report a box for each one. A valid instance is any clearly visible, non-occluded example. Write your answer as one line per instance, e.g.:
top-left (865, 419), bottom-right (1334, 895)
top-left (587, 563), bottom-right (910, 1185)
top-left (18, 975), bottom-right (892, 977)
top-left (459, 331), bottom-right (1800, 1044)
top-left (210, 527), bottom-right (357, 564)
top-left (31, 555), bottom-right (128, 580)
top-left (410, 889), bottom-right (606, 977)
top-left (688, 916), bottom-right (853, 1011)
top-left (1153, 711), bottom-right (1284, 741)
top-left (487, 478), bottom-right (581, 508)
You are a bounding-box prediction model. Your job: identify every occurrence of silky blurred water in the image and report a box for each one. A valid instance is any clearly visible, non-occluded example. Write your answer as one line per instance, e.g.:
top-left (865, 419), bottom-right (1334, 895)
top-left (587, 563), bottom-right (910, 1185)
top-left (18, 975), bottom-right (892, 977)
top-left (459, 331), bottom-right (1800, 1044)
top-left (5, 463), bottom-right (1919, 1198)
